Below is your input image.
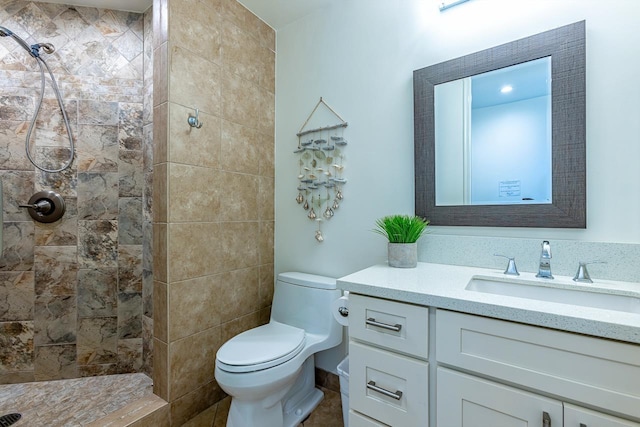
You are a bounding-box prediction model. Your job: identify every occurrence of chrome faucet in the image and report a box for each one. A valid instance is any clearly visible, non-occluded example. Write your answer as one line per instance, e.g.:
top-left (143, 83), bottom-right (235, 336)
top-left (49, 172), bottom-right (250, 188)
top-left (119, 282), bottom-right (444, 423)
top-left (536, 240), bottom-right (553, 279)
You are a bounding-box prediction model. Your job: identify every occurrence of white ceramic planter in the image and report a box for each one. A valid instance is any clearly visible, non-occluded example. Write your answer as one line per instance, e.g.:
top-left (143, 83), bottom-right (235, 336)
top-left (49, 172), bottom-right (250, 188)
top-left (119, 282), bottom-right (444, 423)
top-left (388, 242), bottom-right (418, 268)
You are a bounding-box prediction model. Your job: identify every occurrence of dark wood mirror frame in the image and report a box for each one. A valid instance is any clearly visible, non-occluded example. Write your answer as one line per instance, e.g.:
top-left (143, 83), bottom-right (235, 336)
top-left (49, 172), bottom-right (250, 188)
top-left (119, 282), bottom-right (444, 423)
top-left (414, 21), bottom-right (586, 228)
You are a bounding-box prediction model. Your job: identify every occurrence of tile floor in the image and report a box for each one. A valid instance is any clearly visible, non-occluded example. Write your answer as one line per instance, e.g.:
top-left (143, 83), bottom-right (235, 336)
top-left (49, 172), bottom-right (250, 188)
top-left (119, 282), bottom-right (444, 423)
top-left (182, 386), bottom-right (345, 427)
top-left (0, 373), bottom-right (344, 426)
top-left (0, 373), bottom-right (153, 426)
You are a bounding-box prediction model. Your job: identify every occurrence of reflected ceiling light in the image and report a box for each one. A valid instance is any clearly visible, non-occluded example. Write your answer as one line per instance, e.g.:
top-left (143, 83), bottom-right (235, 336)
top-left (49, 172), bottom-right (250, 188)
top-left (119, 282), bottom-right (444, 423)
top-left (439, 0), bottom-right (470, 11)
top-left (501, 85), bottom-right (513, 94)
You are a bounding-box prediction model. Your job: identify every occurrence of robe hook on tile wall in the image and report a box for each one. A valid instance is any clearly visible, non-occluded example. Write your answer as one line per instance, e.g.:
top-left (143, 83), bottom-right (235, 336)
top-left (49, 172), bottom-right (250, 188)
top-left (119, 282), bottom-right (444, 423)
top-left (187, 108), bottom-right (203, 129)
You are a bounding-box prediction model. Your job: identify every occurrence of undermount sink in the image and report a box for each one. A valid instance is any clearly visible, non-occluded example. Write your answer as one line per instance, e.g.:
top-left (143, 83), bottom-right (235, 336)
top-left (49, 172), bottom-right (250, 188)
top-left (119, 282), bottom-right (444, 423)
top-left (466, 276), bottom-right (640, 314)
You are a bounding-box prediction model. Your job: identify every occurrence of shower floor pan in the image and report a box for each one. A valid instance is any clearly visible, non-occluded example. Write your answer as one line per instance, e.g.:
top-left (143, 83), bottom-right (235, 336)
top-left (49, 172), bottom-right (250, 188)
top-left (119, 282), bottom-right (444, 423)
top-left (0, 373), bottom-right (153, 426)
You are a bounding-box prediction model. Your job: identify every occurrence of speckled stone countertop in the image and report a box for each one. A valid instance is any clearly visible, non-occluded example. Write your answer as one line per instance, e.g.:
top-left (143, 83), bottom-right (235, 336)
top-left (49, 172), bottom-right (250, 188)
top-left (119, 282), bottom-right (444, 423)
top-left (337, 262), bottom-right (640, 344)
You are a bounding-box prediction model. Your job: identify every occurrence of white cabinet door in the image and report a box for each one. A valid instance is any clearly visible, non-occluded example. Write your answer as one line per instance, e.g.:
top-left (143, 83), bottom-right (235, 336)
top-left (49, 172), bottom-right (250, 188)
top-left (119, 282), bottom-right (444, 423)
top-left (564, 403), bottom-right (640, 427)
top-left (437, 367), bottom-right (563, 427)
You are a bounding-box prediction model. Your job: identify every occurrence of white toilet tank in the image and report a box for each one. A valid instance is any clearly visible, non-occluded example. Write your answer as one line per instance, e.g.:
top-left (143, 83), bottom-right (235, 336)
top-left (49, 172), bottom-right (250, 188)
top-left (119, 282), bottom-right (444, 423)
top-left (272, 272), bottom-right (342, 342)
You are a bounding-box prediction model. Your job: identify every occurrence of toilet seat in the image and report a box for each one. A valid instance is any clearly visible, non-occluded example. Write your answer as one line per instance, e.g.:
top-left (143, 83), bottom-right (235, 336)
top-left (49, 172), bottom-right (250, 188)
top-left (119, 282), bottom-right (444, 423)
top-left (216, 322), bottom-right (306, 373)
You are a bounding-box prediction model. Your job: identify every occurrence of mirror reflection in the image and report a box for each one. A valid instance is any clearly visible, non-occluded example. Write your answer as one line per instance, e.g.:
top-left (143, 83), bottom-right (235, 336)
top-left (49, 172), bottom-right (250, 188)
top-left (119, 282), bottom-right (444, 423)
top-left (435, 57), bottom-right (552, 206)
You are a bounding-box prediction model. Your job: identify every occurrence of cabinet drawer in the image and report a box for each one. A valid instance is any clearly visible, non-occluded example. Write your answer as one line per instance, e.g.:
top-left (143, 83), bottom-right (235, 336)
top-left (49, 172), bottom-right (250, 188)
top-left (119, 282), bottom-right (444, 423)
top-left (349, 410), bottom-right (390, 427)
top-left (349, 293), bottom-right (428, 359)
top-left (565, 403), bottom-right (640, 427)
top-left (437, 309), bottom-right (640, 420)
top-left (350, 341), bottom-right (428, 427)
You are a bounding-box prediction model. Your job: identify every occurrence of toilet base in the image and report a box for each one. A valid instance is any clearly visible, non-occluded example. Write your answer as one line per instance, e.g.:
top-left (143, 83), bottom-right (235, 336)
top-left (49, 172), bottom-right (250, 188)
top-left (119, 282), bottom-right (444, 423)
top-left (283, 387), bottom-right (323, 427)
top-left (224, 356), bottom-right (325, 427)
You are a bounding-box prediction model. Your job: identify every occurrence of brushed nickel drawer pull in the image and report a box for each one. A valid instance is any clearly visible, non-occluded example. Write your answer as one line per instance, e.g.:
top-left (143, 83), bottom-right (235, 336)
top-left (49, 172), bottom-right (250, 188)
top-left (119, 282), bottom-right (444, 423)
top-left (366, 317), bottom-right (402, 332)
top-left (367, 381), bottom-right (403, 400)
top-left (543, 411), bottom-right (551, 427)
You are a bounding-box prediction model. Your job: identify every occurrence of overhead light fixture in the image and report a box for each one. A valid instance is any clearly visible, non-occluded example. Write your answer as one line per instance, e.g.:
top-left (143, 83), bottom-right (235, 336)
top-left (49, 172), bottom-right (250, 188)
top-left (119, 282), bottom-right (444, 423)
top-left (501, 85), bottom-right (513, 94)
top-left (439, 0), bottom-right (470, 11)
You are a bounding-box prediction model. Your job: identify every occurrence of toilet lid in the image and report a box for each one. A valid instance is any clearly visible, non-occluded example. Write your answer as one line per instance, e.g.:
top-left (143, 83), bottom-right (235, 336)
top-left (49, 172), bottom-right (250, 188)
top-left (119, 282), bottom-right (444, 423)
top-left (216, 322), bottom-right (306, 373)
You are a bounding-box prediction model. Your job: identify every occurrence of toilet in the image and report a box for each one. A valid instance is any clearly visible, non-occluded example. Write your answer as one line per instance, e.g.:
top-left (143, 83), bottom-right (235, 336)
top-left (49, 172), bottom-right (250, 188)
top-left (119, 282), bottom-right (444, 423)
top-left (214, 272), bottom-right (343, 427)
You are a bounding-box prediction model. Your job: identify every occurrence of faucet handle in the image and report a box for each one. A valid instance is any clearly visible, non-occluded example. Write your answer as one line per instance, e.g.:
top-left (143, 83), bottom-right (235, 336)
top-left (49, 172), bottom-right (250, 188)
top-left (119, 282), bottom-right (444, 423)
top-left (494, 254), bottom-right (520, 276)
top-left (573, 261), bottom-right (606, 284)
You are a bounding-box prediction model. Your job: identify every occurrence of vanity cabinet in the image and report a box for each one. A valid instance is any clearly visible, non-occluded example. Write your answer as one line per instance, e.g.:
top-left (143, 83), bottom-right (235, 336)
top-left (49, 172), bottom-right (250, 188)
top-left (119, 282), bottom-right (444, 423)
top-left (437, 309), bottom-right (640, 427)
top-left (348, 294), bottom-right (429, 427)
top-left (438, 368), bottom-right (640, 427)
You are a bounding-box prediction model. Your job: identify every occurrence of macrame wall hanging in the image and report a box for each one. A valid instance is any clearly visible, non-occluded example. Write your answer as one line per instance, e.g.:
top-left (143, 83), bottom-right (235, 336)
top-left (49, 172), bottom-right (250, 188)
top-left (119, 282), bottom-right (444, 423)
top-left (294, 98), bottom-right (348, 242)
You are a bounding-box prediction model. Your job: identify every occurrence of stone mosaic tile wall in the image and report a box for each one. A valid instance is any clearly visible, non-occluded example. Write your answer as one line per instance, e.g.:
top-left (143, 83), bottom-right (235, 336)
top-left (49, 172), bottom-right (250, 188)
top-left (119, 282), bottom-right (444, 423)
top-left (0, 1), bottom-right (151, 383)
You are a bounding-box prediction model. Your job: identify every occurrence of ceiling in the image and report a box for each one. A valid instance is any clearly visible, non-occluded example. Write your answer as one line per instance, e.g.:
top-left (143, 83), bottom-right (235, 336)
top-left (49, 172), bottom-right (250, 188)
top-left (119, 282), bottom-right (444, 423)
top-left (237, 0), bottom-right (333, 30)
top-left (36, 0), bottom-right (330, 28)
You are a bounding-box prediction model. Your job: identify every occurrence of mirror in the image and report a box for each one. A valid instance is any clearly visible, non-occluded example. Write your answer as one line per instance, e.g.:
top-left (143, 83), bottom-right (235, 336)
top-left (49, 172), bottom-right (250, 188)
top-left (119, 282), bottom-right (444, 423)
top-left (435, 57), bottom-right (552, 206)
top-left (414, 21), bottom-right (586, 228)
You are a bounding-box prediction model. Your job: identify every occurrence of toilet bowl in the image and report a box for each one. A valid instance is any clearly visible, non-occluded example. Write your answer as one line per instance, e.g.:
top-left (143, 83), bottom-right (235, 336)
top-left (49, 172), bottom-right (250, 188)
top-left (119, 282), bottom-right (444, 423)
top-left (214, 272), bottom-right (343, 427)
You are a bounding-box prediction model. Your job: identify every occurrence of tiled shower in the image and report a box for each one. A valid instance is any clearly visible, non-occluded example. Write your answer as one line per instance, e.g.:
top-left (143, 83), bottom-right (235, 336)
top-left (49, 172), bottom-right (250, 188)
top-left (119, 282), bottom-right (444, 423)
top-left (0, 1), bottom-right (154, 383)
top-left (1, 0), bottom-right (276, 424)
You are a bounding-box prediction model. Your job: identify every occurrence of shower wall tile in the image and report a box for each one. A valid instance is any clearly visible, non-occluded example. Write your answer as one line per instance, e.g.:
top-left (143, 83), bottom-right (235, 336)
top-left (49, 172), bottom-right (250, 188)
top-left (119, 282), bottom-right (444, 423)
top-left (153, 280), bottom-right (167, 343)
top-left (0, 222), bottom-right (35, 271)
top-left (0, 271), bottom-right (34, 321)
top-left (34, 152), bottom-right (77, 196)
top-left (152, 103), bottom-right (167, 164)
top-left (118, 197), bottom-right (143, 244)
top-left (118, 244), bottom-right (143, 293)
top-left (118, 291), bottom-right (142, 339)
top-left (78, 219), bottom-right (118, 268)
top-left (0, 121), bottom-right (33, 170)
top-left (118, 337), bottom-right (143, 373)
top-left (0, 170), bottom-right (34, 221)
top-left (77, 316), bottom-right (118, 365)
top-left (0, 320), bottom-right (34, 371)
top-left (77, 268), bottom-right (118, 318)
top-left (0, 1), bottom-right (149, 384)
top-left (76, 124), bottom-right (119, 172)
top-left (77, 172), bottom-right (119, 219)
top-left (119, 102), bottom-right (144, 150)
top-left (34, 245), bottom-right (78, 296)
top-left (33, 99), bottom-right (79, 148)
top-left (142, 314), bottom-right (153, 375)
top-left (34, 294), bottom-right (76, 345)
top-left (152, 43), bottom-right (168, 106)
top-left (153, 337), bottom-right (168, 400)
top-left (78, 100), bottom-right (120, 125)
top-left (118, 149), bottom-right (144, 197)
top-left (34, 343), bottom-right (77, 380)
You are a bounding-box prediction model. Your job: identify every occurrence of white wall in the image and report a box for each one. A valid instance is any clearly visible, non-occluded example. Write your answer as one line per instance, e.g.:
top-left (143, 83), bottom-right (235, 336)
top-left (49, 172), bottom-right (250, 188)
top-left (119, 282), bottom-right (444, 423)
top-left (275, 0), bottom-right (640, 276)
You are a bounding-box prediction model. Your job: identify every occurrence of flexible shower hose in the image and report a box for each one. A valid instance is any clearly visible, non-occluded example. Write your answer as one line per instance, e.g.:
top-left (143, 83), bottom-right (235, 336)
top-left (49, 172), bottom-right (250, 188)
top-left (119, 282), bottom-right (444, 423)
top-left (25, 55), bottom-right (75, 173)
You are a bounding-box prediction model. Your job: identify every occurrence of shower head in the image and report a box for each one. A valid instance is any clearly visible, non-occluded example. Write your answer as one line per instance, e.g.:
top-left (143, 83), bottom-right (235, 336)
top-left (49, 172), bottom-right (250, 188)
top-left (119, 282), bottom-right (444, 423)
top-left (0, 26), bottom-right (55, 57)
top-left (33, 43), bottom-right (55, 55)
